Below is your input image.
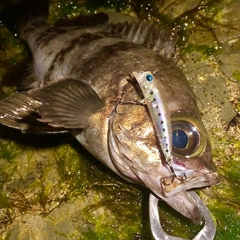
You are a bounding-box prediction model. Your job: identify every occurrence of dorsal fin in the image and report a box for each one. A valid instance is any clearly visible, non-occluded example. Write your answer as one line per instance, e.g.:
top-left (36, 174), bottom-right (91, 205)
top-left (107, 21), bottom-right (178, 59)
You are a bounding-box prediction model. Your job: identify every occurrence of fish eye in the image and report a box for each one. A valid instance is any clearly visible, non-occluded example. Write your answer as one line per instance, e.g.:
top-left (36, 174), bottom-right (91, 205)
top-left (146, 74), bottom-right (153, 82)
top-left (172, 120), bottom-right (204, 157)
top-left (172, 129), bottom-right (188, 149)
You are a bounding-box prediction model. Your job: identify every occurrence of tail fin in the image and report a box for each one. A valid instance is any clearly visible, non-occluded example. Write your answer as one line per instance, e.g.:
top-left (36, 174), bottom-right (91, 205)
top-left (0, 0), bottom-right (49, 36)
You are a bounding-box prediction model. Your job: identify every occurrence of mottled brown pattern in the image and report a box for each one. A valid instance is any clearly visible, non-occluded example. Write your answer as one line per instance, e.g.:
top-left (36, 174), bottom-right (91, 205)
top-left (35, 27), bottom-right (68, 48)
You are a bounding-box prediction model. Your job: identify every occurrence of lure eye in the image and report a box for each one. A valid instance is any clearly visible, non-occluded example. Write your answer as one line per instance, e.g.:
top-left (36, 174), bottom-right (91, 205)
top-left (146, 74), bottom-right (153, 82)
top-left (172, 121), bottom-right (201, 157)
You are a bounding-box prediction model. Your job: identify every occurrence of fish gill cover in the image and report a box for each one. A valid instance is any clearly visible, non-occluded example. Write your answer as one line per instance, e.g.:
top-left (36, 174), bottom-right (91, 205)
top-left (0, 0), bottom-right (239, 239)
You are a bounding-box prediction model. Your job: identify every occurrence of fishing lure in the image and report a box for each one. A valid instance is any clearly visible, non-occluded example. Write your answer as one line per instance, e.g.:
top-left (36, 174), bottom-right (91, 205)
top-left (132, 71), bottom-right (173, 167)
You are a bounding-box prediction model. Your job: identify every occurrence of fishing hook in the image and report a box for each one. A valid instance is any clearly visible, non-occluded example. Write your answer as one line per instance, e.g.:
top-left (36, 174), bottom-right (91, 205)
top-left (161, 159), bottom-right (188, 186)
top-left (115, 99), bottom-right (145, 114)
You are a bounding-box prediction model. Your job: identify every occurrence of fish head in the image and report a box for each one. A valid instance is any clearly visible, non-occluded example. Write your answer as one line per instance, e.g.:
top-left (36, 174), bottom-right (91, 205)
top-left (106, 61), bottom-right (219, 222)
top-left (108, 100), bottom-right (217, 223)
top-left (110, 101), bottom-right (219, 196)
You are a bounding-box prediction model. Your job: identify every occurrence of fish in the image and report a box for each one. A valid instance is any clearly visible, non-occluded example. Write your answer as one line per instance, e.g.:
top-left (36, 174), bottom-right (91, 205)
top-left (0, 0), bottom-right (219, 224)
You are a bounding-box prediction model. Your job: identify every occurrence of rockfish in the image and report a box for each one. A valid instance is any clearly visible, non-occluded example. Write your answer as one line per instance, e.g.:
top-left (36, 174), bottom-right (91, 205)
top-left (0, 0), bottom-right (218, 223)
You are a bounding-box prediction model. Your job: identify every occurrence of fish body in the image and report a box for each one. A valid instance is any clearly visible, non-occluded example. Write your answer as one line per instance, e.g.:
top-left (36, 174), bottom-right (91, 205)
top-left (0, 0), bottom-right (219, 223)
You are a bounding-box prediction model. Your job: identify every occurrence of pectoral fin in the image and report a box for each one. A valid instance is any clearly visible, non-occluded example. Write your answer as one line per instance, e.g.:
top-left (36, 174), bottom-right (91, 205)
top-left (30, 79), bottom-right (104, 128)
top-left (0, 92), bottom-right (67, 133)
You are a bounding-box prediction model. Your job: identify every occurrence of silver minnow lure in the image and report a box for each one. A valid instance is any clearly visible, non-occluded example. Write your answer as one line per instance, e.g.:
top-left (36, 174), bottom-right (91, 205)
top-left (132, 71), bottom-right (172, 165)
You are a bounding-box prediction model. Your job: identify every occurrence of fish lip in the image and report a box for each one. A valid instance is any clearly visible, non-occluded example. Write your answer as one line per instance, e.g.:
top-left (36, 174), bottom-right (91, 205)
top-left (160, 171), bottom-right (219, 197)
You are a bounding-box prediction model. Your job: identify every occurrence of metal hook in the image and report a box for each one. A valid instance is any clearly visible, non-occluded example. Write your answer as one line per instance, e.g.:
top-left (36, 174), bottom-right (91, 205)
top-left (161, 162), bottom-right (188, 187)
top-left (115, 99), bottom-right (146, 113)
top-left (149, 191), bottom-right (216, 240)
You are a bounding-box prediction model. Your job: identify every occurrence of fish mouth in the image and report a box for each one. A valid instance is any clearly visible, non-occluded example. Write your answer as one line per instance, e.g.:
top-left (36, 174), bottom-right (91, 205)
top-left (160, 171), bottom-right (219, 197)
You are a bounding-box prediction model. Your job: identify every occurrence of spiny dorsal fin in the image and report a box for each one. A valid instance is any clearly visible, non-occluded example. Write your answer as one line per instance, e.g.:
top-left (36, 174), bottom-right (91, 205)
top-left (107, 21), bottom-right (178, 59)
top-left (0, 92), bottom-right (67, 133)
top-left (30, 79), bottom-right (104, 129)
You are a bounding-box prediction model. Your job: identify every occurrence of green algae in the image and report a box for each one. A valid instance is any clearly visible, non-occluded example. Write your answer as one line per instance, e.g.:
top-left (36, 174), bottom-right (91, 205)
top-left (0, 0), bottom-right (240, 239)
top-left (183, 44), bottom-right (222, 58)
top-left (232, 70), bottom-right (240, 84)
